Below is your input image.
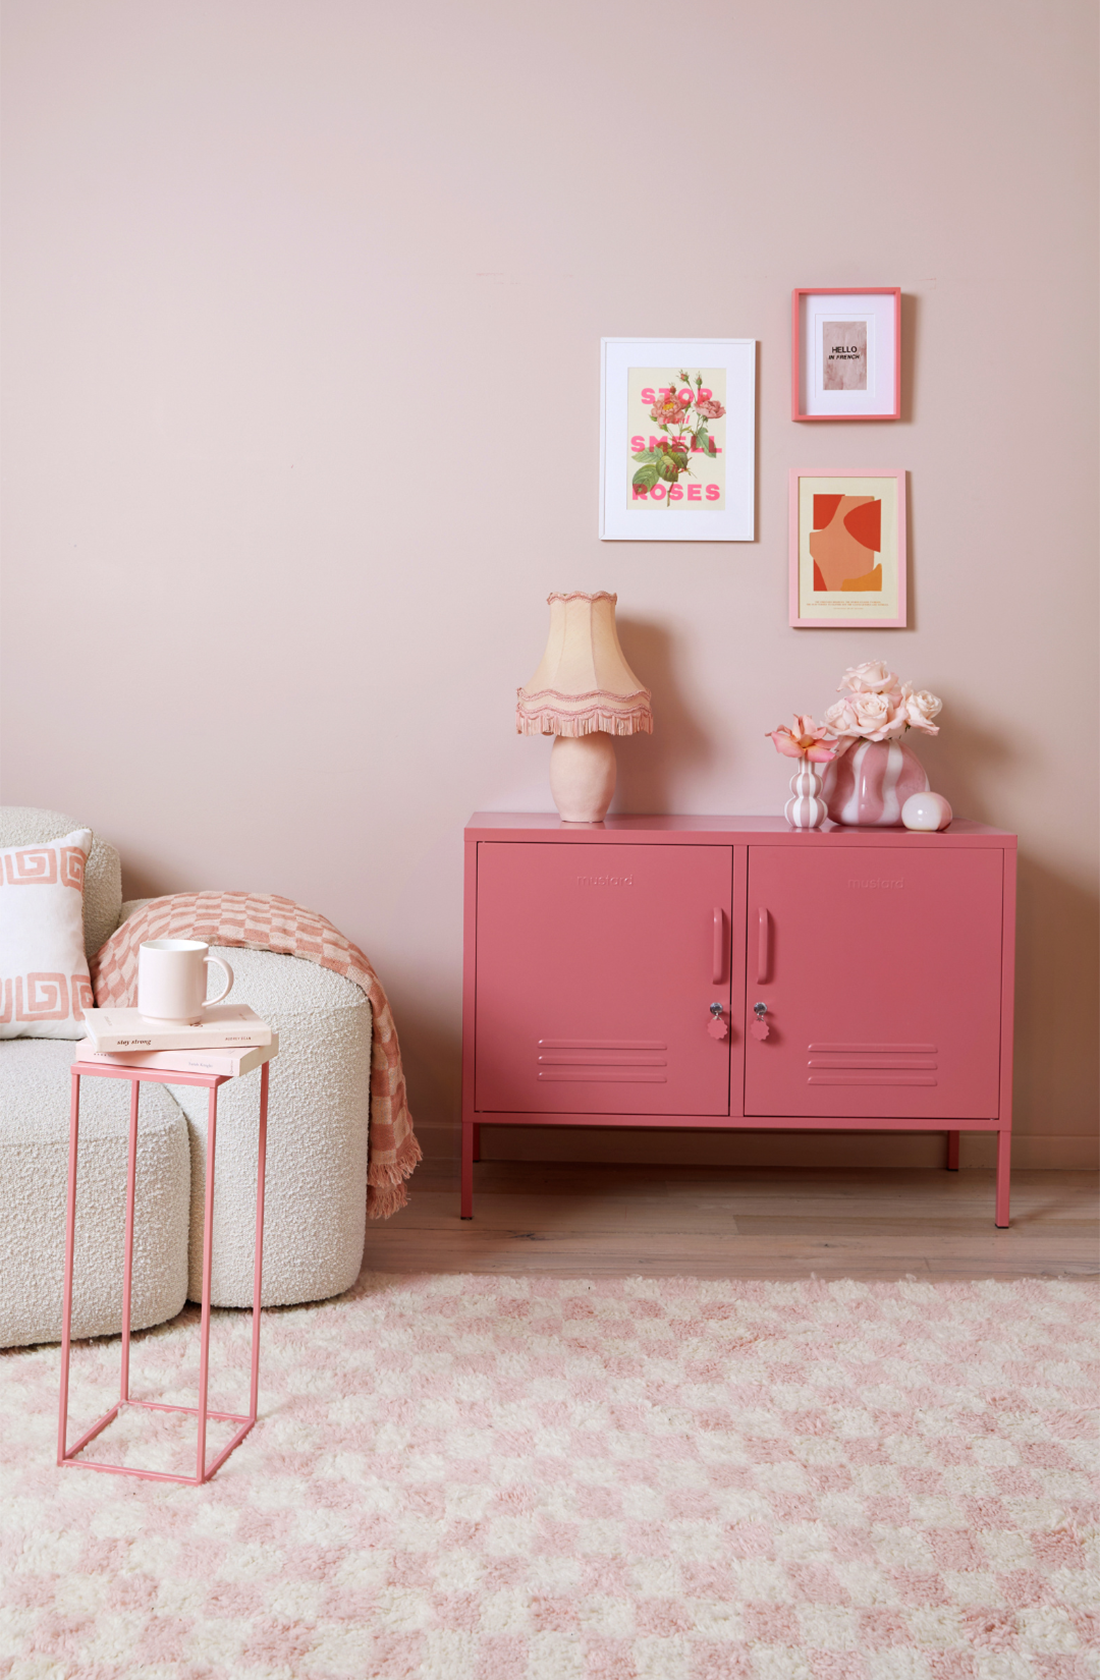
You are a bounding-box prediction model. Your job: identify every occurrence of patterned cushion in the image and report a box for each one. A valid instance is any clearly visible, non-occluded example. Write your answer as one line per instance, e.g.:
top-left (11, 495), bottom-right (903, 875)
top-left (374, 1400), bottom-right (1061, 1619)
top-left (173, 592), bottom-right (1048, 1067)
top-left (0, 828), bottom-right (94, 1039)
top-left (0, 808), bottom-right (122, 960)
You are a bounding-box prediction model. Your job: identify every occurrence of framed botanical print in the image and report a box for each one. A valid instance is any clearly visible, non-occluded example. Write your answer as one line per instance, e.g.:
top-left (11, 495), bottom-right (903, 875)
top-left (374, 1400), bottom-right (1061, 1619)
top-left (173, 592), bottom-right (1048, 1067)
top-left (789, 469), bottom-right (907, 627)
top-left (600, 338), bottom-right (756, 540)
top-left (792, 288), bottom-right (900, 421)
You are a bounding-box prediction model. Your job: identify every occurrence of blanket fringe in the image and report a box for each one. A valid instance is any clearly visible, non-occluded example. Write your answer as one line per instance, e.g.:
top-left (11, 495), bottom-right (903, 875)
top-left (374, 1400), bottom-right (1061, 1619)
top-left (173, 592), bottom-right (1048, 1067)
top-left (367, 1181), bottom-right (410, 1219)
top-left (366, 1131), bottom-right (422, 1218)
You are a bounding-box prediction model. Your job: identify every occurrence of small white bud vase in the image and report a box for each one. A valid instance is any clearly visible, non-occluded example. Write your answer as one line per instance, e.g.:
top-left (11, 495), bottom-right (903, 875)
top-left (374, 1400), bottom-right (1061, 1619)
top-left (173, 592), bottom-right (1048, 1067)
top-left (785, 758), bottom-right (828, 830)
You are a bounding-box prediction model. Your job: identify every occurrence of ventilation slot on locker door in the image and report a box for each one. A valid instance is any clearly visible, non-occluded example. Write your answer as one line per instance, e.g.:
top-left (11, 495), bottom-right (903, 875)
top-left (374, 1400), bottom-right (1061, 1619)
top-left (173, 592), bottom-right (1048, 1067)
top-left (805, 1043), bottom-right (938, 1086)
top-left (537, 1039), bottom-right (668, 1083)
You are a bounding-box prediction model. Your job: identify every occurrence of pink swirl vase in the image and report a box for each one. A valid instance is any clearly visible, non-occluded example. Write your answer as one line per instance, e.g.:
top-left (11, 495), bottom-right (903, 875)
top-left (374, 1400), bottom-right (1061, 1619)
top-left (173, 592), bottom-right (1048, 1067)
top-left (821, 738), bottom-right (929, 827)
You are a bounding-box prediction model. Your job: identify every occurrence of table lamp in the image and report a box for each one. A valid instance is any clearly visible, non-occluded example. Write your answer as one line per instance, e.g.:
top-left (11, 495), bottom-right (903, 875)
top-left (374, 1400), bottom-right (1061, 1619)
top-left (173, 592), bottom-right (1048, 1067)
top-left (516, 591), bottom-right (653, 822)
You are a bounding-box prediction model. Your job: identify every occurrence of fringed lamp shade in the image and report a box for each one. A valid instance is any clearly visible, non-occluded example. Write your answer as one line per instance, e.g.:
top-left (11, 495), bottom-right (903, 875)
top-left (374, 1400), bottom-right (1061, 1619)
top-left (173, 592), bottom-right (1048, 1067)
top-left (516, 592), bottom-right (653, 738)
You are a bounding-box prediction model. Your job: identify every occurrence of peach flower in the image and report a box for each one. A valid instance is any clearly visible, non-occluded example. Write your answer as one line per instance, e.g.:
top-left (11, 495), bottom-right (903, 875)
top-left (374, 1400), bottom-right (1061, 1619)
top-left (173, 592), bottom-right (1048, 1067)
top-left (838, 660), bottom-right (900, 696)
top-left (694, 397), bottom-right (726, 420)
top-left (900, 684), bottom-right (943, 734)
top-left (822, 697), bottom-right (861, 740)
top-left (824, 691), bottom-right (906, 742)
top-left (767, 714), bottom-right (837, 762)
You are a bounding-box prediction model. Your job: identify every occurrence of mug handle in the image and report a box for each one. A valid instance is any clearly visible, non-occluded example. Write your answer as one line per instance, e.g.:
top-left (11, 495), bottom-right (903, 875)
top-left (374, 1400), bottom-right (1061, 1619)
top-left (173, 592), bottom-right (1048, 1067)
top-left (203, 955), bottom-right (234, 1008)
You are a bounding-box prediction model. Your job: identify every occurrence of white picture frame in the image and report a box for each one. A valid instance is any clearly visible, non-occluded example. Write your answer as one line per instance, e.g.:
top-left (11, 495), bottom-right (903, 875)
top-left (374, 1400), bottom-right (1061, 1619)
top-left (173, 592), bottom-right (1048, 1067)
top-left (600, 338), bottom-right (756, 540)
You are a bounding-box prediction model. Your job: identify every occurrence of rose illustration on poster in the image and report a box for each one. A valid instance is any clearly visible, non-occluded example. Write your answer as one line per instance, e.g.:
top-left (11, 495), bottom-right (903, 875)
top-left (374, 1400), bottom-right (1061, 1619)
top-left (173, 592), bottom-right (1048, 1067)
top-left (627, 369), bottom-right (727, 510)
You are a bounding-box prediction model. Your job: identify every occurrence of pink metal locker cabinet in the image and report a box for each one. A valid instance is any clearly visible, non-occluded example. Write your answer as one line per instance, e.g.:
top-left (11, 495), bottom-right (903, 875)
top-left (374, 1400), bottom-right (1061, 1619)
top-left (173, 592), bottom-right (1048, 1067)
top-left (744, 845), bottom-right (1005, 1120)
top-left (461, 815), bottom-right (1015, 1225)
top-left (474, 842), bottom-right (734, 1118)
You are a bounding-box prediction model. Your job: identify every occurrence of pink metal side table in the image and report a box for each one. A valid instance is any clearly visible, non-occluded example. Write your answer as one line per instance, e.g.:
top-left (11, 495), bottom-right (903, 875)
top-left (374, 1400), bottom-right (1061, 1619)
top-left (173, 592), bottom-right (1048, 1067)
top-left (58, 1056), bottom-right (272, 1486)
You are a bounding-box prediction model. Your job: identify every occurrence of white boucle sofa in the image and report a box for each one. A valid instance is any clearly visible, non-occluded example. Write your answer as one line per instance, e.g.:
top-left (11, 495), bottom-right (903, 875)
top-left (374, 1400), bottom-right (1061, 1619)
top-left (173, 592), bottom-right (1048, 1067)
top-left (0, 809), bottom-right (372, 1348)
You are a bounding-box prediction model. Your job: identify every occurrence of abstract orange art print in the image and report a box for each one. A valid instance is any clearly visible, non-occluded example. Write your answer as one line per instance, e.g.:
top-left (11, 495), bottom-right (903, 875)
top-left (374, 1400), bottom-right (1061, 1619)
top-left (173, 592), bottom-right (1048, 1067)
top-left (790, 471), bottom-right (906, 628)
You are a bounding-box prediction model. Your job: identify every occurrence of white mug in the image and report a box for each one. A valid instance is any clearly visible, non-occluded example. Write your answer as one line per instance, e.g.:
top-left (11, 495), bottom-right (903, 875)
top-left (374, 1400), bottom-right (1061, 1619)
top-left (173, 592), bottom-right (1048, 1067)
top-left (138, 939), bottom-right (234, 1024)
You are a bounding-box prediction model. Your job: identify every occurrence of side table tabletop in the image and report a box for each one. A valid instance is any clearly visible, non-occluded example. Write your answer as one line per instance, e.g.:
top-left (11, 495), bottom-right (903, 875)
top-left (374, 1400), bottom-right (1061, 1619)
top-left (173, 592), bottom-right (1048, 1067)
top-left (58, 1052), bottom-right (274, 1486)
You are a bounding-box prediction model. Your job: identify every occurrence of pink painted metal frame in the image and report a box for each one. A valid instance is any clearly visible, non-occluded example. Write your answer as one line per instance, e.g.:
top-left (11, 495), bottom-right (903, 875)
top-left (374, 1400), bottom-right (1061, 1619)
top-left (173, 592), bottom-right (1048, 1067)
top-left (792, 287), bottom-right (901, 421)
top-left (460, 815), bottom-right (1016, 1228)
top-left (789, 468), bottom-right (907, 629)
top-left (58, 1059), bottom-right (270, 1486)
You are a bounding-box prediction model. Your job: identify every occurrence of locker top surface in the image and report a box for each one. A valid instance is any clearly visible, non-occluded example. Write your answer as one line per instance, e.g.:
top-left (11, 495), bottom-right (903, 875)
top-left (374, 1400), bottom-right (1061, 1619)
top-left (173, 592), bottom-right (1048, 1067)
top-left (465, 813), bottom-right (1017, 847)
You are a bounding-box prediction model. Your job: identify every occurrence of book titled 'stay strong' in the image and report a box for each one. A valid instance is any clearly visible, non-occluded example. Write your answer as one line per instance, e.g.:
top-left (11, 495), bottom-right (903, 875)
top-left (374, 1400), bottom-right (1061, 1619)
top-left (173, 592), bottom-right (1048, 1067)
top-left (80, 1003), bottom-right (272, 1053)
top-left (76, 1036), bottom-right (278, 1077)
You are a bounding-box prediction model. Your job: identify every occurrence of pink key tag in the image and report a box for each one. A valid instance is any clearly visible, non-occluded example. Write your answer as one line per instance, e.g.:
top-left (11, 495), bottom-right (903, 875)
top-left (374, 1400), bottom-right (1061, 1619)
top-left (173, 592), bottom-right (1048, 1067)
top-left (751, 1018), bottom-right (770, 1041)
top-left (708, 1016), bottom-right (728, 1041)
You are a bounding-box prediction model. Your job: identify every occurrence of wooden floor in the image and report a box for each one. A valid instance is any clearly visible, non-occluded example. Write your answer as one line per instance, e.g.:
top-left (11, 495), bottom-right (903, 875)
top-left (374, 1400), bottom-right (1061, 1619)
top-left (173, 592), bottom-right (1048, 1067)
top-left (368, 1162), bottom-right (1100, 1282)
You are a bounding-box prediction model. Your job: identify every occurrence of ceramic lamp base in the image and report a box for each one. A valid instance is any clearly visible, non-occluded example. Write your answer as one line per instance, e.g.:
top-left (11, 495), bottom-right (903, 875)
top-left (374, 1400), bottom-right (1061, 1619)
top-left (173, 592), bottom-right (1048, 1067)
top-left (549, 732), bottom-right (617, 823)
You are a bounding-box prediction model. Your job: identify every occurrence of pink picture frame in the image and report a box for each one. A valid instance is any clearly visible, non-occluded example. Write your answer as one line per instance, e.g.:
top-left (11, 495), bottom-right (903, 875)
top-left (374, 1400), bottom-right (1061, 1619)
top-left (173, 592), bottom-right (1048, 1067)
top-left (792, 288), bottom-right (901, 422)
top-left (789, 469), bottom-right (907, 629)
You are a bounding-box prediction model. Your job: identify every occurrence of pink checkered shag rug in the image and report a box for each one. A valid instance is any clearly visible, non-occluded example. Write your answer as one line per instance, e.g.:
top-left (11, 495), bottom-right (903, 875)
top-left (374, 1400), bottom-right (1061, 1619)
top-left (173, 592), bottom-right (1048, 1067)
top-left (2, 1272), bottom-right (1096, 1679)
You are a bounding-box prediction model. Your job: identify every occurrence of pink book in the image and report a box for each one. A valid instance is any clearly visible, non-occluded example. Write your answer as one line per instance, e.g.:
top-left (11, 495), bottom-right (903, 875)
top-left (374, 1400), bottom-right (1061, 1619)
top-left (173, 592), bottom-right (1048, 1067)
top-left (80, 1003), bottom-right (273, 1053)
top-left (76, 1036), bottom-right (278, 1077)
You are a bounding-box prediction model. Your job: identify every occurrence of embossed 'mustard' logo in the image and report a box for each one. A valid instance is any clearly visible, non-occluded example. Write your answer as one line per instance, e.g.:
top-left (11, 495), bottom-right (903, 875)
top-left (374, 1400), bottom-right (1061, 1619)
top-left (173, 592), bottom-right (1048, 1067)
top-left (576, 874), bottom-right (634, 887)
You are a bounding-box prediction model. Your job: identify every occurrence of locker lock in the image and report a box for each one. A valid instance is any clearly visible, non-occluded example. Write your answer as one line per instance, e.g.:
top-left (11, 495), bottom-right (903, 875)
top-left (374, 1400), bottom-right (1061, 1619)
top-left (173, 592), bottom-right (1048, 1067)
top-left (707, 1001), bottom-right (729, 1041)
top-left (752, 1001), bottom-right (770, 1042)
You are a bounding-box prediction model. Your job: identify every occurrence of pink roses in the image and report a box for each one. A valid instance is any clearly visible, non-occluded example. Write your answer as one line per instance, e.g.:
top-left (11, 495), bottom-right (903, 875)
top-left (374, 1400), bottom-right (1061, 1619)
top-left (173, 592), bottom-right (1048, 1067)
top-left (823, 664), bottom-right (942, 743)
top-left (768, 664), bottom-right (943, 762)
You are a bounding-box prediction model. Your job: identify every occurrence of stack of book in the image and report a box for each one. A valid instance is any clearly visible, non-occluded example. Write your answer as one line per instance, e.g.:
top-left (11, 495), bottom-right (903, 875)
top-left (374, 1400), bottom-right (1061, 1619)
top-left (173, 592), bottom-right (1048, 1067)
top-left (78, 1003), bottom-right (277, 1078)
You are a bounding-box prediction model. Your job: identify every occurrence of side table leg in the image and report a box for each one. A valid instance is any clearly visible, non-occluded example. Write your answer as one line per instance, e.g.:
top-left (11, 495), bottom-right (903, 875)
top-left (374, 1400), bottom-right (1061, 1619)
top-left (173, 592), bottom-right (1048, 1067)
top-left (58, 1071), bottom-right (82, 1465)
top-left (248, 1062), bottom-right (270, 1423)
top-left (995, 1129), bottom-right (1011, 1228)
top-left (461, 1119), bottom-right (474, 1219)
top-left (196, 1083), bottom-right (219, 1483)
top-left (946, 1131), bottom-right (960, 1171)
top-left (119, 1080), bottom-right (141, 1405)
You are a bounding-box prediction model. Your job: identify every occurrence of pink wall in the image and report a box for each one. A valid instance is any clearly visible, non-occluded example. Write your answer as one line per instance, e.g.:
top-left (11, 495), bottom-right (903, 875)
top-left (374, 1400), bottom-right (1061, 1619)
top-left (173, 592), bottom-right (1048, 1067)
top-left (3, 0), bottom-right (1097, 1169)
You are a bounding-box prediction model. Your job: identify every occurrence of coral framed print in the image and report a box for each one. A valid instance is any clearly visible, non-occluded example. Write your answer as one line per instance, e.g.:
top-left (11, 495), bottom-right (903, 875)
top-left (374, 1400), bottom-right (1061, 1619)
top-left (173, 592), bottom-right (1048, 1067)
top-left (792, 289), bottom-right (900, 421)
top-left (789, 469), bottom-right (907, 628)
top-left (600, 338), bottom-right (756, 540)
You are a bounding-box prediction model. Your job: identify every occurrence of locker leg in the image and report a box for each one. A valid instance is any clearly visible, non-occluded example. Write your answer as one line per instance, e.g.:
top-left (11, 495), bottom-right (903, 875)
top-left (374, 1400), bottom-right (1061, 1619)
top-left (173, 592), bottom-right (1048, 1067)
top-left (461, 1120), bottom-right (474, 1219)
top-left (995, 1129), bottom-right (1012, 1228)
top-left (472, 1123), bottom-right (481, 1163)
top-left (946, 1131), bottom-right (960, 1171)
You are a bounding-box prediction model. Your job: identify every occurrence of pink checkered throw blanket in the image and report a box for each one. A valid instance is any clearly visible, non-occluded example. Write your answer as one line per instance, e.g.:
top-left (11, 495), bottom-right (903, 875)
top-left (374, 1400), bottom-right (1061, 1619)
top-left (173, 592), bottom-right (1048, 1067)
top-left (90, 892), bottom-right (420, 1218)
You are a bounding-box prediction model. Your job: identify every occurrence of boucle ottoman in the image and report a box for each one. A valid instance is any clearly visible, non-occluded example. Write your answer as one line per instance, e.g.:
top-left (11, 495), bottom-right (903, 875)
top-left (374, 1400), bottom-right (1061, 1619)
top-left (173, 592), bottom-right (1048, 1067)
top-left (153, 944), bottom-right (373, 1310)
top-left (0, 1041), bottom-right (190, 1347)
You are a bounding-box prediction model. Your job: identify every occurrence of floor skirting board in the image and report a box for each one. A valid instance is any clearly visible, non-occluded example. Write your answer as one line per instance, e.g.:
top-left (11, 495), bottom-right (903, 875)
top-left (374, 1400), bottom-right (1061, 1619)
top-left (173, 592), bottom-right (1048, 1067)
top-left (427, 1125), bottom-right (1099, 1173)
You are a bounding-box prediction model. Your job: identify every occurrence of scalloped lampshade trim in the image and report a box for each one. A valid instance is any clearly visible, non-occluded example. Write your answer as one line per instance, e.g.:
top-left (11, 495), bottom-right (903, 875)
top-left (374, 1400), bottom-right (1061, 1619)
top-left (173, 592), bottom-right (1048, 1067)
top-left (515, 690), bottom-right (654, 736)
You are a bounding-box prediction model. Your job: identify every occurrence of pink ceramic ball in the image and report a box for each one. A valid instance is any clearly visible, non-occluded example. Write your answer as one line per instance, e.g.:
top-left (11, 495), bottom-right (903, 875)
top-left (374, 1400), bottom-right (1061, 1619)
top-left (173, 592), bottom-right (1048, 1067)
top-left (902, 792), bottom-right (953, 832)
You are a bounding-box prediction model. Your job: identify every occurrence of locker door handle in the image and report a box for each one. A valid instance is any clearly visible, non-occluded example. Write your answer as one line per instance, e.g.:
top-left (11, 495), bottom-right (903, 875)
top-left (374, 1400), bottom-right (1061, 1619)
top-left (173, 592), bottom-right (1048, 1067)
top-left (712, 908), bottom-right (725, 984)
top-left (757, 908), bottom-right (770, 983)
